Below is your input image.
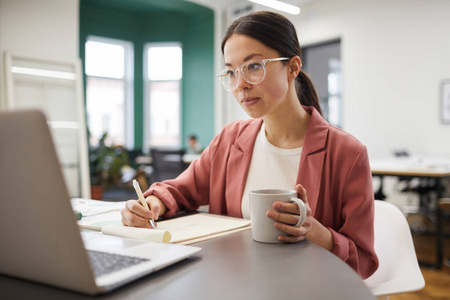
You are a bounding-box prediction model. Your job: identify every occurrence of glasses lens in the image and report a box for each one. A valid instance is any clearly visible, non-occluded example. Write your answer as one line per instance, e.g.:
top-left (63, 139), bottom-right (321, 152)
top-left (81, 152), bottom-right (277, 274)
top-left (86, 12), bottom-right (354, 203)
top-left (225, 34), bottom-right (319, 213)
top-left (241, 61), bottom-right (265, 84)
top-left (218, 69), bottom-right (237, 91)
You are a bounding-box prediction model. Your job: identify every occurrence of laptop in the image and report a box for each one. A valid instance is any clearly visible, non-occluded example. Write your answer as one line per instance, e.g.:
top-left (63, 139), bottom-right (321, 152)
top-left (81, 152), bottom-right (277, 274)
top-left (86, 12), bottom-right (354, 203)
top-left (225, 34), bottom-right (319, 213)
top-left (0, 109), bottom-right (201, 295)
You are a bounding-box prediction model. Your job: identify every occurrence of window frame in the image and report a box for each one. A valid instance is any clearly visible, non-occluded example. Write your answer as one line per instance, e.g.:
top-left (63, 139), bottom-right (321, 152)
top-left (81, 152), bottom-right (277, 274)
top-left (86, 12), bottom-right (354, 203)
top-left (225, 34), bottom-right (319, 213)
top-left (143, 42), bottom-right (183, 150)
top-left (85, 35), bottom-right (134, 148)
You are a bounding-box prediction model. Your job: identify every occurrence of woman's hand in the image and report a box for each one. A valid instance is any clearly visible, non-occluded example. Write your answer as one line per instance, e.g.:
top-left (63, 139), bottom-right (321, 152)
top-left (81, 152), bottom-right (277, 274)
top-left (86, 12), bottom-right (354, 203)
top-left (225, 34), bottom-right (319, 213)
top-left (121, 195), bottom-right (167, 228)
top-left (266, 184), bottom-right (313, 243)
top-left (266, 184), bottom-right (334, 250)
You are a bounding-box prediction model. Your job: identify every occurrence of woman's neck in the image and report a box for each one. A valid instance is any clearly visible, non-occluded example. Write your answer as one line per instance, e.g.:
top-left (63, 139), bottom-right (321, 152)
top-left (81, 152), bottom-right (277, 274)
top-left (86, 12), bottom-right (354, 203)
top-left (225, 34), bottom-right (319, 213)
top-left (263, 100), bottom-right (310, 149)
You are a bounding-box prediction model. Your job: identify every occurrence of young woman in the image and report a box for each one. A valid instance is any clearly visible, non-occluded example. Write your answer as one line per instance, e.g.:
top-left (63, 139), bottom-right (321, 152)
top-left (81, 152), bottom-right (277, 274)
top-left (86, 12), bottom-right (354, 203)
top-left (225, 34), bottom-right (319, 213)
top-left (121, 11), bottom-right (378, 279)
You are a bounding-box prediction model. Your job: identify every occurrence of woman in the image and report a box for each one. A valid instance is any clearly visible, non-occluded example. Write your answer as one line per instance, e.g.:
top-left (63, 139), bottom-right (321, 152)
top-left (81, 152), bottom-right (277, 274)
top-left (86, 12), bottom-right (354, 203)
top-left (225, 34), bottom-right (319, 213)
top-left (122, 11), bottom-right (378, 279)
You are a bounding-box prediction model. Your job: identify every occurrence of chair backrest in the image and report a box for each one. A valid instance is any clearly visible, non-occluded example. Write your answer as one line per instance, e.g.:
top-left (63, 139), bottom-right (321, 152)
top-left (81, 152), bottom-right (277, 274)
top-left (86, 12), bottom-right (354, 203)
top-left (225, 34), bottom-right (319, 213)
top-left (364, 200), bottom-right (425, 297)
top-left (150, 148), bottom-right (187, 182)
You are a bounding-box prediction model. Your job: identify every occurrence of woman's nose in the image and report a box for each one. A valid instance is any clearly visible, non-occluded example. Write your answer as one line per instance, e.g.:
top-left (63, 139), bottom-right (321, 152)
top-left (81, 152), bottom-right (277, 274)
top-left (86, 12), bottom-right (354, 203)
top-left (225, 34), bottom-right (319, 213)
top-left (235, 72), bottom-right (251, 91)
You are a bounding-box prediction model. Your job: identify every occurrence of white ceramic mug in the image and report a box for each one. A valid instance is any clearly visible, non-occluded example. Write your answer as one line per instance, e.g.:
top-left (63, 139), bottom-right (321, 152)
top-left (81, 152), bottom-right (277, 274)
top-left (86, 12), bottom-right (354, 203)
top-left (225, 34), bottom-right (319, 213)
top-left (249, 189), bottom-right (307, 243)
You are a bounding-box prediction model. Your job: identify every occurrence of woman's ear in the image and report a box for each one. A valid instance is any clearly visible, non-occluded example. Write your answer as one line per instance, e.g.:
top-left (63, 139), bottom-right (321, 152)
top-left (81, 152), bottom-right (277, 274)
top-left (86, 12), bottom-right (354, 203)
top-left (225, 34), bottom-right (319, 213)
top-left (287, 56), bottom-right (302, 81)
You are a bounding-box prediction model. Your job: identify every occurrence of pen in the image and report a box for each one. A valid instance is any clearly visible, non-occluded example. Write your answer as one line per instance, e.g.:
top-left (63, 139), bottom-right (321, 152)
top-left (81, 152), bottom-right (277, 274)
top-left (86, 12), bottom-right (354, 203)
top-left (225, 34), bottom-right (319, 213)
top-left (132, 179), bottom-right (156, 229)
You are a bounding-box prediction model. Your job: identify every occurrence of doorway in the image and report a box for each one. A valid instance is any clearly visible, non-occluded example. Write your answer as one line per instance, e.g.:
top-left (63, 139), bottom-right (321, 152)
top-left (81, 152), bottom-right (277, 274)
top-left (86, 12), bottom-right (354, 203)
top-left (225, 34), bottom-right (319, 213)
top-left (302, 39), bottom-right (342, 128)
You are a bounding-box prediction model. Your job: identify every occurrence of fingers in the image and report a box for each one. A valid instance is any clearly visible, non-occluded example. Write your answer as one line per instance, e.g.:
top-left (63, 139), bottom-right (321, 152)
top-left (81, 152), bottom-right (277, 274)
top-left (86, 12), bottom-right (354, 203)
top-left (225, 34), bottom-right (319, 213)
top-left (274, 219), bottom-right (309, 236)
top-left (273, 201), bottom-right (300, 215)
top-left (267, 186), bottom-right (313, 243)
top-left (121, 214), bottom-right (153, 228)
top-left (147, 195), bottom-right (165, 220)
top-left (273, 219), bottom-right (312, 243)
top-left (121, 200), bottom-right (153, 228)
top-left (295, 184), bottom-right (308, 204)
top-left (127, 199), bottom-right (153, 218)
top-left (270, 200), bottom-right (311, 225)
top-left (120, 195), bottom-right (168, 228)
top-left (267, 206), bottom-right (300, 225)
top-left (277, 234), bottom-right (306, 243)
top-left (267, 185), bottom-right (309, 228)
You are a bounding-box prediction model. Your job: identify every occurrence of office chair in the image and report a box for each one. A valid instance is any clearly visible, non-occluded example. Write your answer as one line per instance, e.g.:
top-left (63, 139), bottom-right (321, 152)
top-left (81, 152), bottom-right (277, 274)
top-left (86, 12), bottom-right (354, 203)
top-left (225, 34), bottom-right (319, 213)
top-left (150, 148), bottom-right (187, 183)
top-left (364, 200), bottom-right (425, 300)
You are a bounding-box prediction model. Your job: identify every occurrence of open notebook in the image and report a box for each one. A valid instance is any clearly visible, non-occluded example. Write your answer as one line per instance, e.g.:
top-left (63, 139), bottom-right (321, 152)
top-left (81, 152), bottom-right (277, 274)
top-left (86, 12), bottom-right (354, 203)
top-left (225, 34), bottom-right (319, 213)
top-left (72, 198), bottom-right (251, 244)
top-left (0, 110), bottom-right (201, 295)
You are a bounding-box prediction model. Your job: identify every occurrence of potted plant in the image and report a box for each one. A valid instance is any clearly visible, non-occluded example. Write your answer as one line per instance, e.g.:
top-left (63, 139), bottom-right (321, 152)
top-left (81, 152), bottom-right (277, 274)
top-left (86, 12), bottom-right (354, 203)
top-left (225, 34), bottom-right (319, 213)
top-left (89, 133), bottom-right (129, 199)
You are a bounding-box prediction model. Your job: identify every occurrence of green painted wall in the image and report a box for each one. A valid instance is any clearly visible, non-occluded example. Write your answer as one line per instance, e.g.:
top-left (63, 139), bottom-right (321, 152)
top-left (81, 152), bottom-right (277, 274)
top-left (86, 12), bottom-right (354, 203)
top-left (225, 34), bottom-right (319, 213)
top-left (79, 2), bottom-right (214, 150)
top-left (182, 13), bottom-right (215, 151)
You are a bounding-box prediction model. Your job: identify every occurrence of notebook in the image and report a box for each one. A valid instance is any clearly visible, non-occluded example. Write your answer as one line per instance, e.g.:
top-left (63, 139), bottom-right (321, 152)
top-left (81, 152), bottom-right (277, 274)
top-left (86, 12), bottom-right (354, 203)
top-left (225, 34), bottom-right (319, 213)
top-left (0, 110), bottom-right (201, 295)
top-left (71, 198), bottom-right (251, 244)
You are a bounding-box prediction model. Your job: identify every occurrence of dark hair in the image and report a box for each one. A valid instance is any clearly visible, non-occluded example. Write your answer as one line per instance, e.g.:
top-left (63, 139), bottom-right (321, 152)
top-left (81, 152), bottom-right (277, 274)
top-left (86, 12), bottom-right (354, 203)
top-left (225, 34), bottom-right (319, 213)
top-left (221, 11), bottom-right (322, 115)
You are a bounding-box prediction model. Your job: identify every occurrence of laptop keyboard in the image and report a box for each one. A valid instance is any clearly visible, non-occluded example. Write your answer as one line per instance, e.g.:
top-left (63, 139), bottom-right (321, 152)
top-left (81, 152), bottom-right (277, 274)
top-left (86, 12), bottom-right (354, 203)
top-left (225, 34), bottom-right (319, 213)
top-left (87, 250), bottom-right (151, 278)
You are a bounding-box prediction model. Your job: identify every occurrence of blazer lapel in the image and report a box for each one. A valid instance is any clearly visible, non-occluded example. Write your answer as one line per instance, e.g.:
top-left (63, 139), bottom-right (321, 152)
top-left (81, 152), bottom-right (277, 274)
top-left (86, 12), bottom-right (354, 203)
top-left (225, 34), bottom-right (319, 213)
top-left (297, 107), bottom-right (329, 215)
top-left (224, 108), bottom-right (328, 217)
top-left (225, 119), bottom-right (262, 217)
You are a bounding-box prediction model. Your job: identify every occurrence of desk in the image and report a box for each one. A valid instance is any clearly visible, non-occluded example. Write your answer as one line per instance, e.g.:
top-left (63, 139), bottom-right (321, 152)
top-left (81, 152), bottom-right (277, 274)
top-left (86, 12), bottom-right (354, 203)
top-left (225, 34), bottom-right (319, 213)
top-left (371, 156), bottom-right (450, 269)
top-left (371, 156), bottom-right (450, 178)
top-left (0, 230), bottom-right (374, 299)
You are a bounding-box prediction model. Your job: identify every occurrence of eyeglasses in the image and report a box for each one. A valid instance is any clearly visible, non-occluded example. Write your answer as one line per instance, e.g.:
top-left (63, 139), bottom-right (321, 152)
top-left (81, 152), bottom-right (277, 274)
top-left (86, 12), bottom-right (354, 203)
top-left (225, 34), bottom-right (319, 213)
top-left (217, 57), bottom-right (290, 92)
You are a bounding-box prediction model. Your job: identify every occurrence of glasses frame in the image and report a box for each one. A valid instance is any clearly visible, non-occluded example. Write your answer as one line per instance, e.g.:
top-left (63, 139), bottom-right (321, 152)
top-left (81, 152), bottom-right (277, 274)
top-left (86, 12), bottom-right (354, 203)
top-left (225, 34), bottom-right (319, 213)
top-left (217, 57), bottom-right (290, 92)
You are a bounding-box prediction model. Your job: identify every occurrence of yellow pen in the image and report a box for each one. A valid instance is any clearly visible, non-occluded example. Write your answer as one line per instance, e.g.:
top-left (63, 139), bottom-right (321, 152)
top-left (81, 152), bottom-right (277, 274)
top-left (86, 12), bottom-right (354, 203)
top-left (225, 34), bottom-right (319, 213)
top-left (132, 179), bottom-right (156, 229)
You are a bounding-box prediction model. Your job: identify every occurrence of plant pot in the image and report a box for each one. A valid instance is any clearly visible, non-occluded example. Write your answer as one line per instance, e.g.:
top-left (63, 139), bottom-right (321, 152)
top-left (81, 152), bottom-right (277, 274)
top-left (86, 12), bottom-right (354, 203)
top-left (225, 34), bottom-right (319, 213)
top-left (90, 185), bottom-right (104, 200)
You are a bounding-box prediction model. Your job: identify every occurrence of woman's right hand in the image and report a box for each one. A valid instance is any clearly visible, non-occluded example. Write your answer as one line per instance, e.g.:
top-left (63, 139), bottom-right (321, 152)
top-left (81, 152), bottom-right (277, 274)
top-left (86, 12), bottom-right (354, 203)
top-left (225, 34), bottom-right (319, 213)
top-left (121, 195), bottom-right (167, 228)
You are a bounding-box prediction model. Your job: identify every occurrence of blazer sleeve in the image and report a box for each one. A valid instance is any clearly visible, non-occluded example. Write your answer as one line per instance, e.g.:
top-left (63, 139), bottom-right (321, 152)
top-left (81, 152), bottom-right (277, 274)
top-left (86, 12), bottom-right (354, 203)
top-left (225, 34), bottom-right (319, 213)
top-left (143, 135), bottom-right (218, 218)
top-left (328, 146), bottom-right (379, 279)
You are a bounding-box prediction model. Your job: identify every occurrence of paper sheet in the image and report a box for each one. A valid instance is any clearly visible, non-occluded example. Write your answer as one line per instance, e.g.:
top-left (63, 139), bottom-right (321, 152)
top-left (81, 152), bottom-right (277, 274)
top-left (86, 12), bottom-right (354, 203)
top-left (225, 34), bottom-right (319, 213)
top-left (71, 198), bottom-right (125, 216)
top-left (77, 210), bottom-right (123, 230)
top-left (156, 213), bottom-right (251, 243)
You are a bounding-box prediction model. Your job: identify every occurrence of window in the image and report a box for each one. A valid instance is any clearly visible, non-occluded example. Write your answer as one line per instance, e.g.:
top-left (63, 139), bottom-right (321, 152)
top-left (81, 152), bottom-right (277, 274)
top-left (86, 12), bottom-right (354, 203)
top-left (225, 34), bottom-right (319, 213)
top-left (144, 43), bottom-right (182, 148)
top-left (85, 36), bottom-right (134, 147)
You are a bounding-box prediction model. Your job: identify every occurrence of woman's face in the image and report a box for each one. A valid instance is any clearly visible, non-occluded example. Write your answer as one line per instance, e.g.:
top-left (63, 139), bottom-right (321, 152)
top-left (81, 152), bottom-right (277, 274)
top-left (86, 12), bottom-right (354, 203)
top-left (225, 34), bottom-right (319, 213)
top-left (223, 34), bottom-right (291, 119)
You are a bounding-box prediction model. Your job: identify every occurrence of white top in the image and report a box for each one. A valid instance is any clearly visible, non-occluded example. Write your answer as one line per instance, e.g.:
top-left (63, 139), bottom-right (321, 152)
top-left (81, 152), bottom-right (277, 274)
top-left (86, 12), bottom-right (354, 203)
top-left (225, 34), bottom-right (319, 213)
top-left (241, 122), bottom-right (302, 219)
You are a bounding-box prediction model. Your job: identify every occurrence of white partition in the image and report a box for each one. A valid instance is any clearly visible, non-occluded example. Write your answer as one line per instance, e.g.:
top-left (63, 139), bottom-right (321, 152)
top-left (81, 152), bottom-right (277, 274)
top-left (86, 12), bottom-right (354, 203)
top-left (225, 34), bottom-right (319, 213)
top-left (3, 52), bottom-right (90, 198)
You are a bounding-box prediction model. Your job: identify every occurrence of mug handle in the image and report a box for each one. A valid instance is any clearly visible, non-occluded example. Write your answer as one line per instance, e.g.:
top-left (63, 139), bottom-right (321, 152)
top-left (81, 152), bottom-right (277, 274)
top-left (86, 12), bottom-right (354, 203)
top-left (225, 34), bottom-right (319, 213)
top-left (289, 198), bottom-right (307, 227)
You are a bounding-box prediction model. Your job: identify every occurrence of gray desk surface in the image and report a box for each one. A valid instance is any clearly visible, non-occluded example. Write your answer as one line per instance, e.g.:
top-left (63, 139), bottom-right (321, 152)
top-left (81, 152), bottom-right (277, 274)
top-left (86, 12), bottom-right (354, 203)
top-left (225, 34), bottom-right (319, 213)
top-left (0, 229), bottom-right (374, 300)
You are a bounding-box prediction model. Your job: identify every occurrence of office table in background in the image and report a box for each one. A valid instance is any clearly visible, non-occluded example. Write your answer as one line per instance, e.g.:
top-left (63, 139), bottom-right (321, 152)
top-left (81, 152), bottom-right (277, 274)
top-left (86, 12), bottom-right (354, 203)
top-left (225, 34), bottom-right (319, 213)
top-left (0, 229), bottom-right (374, 299)
top-left (371, 156), bottom-right (450, 269)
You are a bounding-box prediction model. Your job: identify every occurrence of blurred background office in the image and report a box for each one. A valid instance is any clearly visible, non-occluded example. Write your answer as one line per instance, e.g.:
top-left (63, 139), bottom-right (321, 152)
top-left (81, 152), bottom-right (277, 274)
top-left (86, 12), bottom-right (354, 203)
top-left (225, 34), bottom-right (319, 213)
top-left (1, 0), bottom-right (450, 296)
top-left (1, 0), bottom-right (450, 197)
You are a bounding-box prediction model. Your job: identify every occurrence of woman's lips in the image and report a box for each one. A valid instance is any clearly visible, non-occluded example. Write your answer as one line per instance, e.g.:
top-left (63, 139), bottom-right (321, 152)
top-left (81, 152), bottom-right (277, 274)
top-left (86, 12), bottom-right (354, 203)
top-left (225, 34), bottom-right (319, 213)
top-left (241, 97), bottom-right (260, 107)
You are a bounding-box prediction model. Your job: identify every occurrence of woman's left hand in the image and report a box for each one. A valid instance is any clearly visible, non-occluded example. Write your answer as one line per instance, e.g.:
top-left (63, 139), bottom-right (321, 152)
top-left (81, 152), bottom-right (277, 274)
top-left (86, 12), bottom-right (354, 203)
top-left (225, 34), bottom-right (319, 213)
top-left (266, 184), bottom-right (313, 243)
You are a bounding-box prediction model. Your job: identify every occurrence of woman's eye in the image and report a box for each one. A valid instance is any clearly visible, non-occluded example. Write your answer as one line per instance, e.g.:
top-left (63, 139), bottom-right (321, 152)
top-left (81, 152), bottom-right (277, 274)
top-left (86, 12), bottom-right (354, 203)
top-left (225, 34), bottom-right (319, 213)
top-left (247, 63), bottom-right (262, 71)
top-left (226, 70), bottom-right (235, 77)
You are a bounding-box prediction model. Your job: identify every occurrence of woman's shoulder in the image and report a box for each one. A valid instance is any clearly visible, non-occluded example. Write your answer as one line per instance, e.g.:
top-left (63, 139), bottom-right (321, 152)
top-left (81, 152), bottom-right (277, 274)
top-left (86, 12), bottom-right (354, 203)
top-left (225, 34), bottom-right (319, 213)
top-left (329, 125), bottom-right (365, 150)
top-left (305, 106), bottom-right (366, 155)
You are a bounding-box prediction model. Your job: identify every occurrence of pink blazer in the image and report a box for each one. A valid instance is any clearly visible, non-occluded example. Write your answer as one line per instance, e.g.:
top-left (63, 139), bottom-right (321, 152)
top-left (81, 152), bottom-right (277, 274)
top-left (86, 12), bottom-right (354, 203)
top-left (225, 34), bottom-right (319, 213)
top-left (145, 106), bottom-right (379, 278)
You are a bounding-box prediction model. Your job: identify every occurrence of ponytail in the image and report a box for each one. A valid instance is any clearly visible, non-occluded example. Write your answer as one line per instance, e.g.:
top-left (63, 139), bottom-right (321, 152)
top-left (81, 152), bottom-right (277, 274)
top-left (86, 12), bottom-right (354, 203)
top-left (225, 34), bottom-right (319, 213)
top-left (296, 70), bottom-right (322, 115)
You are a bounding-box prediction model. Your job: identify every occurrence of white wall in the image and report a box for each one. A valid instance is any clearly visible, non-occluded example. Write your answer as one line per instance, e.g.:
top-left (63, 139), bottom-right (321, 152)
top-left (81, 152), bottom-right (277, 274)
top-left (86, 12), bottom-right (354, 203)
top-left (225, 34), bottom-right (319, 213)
top-left (291, 0), bottom-right (450, 159)
top-left (0, 0), bottom-right (79, 105)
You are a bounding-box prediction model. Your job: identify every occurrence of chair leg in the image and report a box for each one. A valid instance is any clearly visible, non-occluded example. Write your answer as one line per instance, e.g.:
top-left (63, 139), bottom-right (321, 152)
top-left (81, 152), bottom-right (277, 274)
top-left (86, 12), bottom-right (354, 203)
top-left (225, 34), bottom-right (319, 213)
top-left (439, 198), bottom-right (450, 269)
top-left (444, 258), bottom-right (450, 268)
